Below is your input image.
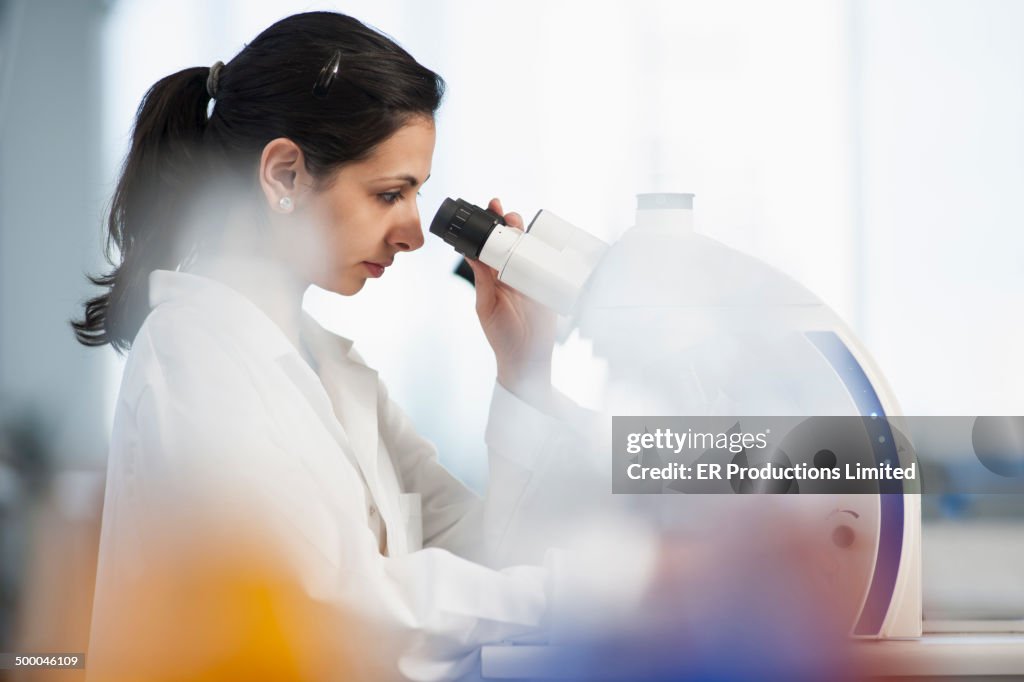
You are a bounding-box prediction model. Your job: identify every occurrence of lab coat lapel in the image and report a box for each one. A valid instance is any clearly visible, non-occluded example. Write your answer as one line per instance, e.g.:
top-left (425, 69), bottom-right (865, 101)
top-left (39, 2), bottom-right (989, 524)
top-left (297, 315), bottom-right (408, 553)
top-left (317, 350), bottom-right (381, 498)
top-left (319, 350), bottom-right (412, 555)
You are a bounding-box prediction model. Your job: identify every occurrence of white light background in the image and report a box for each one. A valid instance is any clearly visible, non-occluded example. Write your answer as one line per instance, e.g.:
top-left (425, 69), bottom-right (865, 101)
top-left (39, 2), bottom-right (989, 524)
top-left (102, 0), bottom-right (1024, 492)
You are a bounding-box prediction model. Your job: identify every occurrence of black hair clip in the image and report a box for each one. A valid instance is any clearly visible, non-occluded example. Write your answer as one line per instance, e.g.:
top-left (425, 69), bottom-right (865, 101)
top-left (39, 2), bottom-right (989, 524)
top-left (313, 50), bottom-right (342, 99)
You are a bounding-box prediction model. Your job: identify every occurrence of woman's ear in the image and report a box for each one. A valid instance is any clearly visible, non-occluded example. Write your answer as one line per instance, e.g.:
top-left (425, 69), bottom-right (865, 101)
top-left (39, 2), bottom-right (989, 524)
top-left (258, 138), bottom-right (313, 213)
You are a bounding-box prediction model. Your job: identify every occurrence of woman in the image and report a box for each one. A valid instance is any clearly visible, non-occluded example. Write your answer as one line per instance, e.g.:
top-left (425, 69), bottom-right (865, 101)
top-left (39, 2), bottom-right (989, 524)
top-left (74, 10), bottom-right (651, 681)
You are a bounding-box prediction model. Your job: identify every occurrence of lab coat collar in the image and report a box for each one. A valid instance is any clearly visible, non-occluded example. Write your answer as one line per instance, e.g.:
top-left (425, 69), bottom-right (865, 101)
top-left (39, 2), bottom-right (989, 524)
top-left (149, 268), bottom-right (298, 361)
top-left (147, 267), bottom-right (377, 408)
top-left (149, 268), bottom-right (369, 368)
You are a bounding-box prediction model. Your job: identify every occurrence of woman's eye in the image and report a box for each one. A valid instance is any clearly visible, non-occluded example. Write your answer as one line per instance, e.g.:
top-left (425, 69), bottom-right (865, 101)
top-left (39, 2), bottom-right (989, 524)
top-left (378, 191), bottom-right (403, 204)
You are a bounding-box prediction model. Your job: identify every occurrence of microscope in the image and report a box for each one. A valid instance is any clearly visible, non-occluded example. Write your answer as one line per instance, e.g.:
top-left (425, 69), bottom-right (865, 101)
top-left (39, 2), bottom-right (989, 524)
top-left (430, 193), bottom-right (922, 639)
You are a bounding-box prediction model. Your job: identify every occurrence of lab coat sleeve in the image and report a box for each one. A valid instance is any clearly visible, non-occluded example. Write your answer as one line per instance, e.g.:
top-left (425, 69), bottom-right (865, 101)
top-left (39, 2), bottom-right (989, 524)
top-left (378, 371), bottom-right (595, 566)
top-left (483, 381), bottom-right (620, 569)
top-left (374, 375), bottom-right (657, 655)
top-left (86, 317), bottom-right (558, 681)
top-left (374, 376), bottom-right (482, 558)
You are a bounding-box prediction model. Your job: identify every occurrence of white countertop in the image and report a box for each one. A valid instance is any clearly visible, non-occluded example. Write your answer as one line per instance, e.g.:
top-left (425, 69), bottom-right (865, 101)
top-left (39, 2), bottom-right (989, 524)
top-left (860, 633), bottom-right (1024, 677)
top-left (481, 632), bottom-right (1024, 679)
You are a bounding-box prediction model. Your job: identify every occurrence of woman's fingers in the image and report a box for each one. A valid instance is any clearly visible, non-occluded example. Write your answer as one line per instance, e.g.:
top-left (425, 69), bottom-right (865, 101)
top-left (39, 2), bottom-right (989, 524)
top-left (467, 258), bottom-right (497, 316)
top-left (488, 197), bottom-right (523, 229)
top-left (474, 196), bottom-right (527, 317)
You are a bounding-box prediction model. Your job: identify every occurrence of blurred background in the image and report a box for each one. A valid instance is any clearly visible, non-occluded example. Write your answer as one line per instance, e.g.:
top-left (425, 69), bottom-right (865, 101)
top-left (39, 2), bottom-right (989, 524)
top-left (0, 0), bottom-right (1022, 672)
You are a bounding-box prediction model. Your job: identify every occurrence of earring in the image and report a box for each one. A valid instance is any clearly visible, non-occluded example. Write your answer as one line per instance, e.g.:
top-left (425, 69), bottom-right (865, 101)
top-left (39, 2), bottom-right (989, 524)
top-left (279, 196), bottom-right (293, 212)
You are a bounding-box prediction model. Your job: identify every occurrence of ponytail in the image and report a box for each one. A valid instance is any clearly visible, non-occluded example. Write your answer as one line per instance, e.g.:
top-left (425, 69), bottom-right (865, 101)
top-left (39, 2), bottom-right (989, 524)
top-left (72, 66), bottom-right (214, 353)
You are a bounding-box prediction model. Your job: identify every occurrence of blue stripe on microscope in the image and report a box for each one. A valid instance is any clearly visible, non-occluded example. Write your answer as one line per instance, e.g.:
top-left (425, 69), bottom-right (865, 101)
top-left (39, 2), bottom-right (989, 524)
top-left (806, 331), bottom-right (903, 637)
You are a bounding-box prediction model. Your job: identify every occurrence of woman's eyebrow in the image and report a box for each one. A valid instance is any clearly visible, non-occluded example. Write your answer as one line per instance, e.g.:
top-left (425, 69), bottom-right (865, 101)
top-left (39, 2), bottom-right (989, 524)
top-left (374, 173), bottom-right (431, 187)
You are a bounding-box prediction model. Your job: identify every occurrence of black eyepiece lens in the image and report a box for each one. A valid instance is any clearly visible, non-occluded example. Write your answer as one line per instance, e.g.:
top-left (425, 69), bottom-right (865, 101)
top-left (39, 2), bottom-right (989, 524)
top-left (429, 198), bottom-right (459, 239)
top-left (428, 198), bottom-right (506, 259)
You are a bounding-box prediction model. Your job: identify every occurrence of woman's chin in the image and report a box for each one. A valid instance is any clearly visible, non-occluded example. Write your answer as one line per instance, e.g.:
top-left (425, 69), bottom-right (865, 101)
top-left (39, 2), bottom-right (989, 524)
top-left (333, 277), bottom-right (366, 297)
top-left (311, 271), bottom-right (365, 297)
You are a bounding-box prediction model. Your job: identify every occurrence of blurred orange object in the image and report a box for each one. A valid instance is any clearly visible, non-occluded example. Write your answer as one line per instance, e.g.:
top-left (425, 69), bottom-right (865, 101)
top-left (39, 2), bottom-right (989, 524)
top-left (10, 472), bottom-right (397, 682)
top-left (84, 522), bottom-right (397, 682)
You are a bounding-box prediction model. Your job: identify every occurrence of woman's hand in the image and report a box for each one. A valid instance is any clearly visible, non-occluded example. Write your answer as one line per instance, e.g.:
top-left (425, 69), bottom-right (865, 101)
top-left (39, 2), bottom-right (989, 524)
top-left (467, 198), bottom-right (557, 407)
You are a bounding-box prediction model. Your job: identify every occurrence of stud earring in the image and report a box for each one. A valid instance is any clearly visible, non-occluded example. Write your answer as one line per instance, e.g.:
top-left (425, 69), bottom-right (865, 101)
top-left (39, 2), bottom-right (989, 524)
top-left (279, 196), bottom-right (293, 212)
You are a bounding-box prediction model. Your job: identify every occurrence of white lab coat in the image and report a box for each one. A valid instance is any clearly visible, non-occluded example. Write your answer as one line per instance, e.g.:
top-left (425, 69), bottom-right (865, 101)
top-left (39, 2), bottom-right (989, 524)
top-left (87, 269), bottom-right (649, 681)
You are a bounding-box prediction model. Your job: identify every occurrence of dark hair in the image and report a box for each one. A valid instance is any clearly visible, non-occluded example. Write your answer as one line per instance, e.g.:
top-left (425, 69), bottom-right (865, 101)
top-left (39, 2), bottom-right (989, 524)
top-left (72, 11), bottom-right (445, 353)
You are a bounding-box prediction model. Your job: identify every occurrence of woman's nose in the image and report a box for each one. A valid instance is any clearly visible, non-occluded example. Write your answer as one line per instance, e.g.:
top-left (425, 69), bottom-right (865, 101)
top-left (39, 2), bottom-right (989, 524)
top-left (390, 202), bottom-right (425, 252)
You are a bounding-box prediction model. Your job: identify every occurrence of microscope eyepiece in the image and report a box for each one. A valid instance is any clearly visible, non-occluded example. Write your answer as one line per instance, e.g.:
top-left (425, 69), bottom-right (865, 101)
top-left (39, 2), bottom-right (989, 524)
top-left (429, 196), bottom-right (608, 314)
top-left (428, 198), bottom-right (506, 259)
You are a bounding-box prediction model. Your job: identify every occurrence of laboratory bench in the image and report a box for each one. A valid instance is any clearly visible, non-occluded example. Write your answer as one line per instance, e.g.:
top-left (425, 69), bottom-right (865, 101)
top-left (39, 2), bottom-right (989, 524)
top-left (480, 628), bottom-right (1024, 680)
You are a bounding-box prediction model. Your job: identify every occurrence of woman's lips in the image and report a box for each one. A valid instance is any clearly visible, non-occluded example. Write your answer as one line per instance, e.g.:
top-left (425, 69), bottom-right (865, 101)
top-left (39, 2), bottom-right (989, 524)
top-left (363, 262), bottom-right (386, 278)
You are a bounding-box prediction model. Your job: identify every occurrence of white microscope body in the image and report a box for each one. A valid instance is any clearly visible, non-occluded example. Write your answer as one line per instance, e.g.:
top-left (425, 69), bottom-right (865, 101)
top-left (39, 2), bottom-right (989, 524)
top-left (587, 193), bottom-right (921, 639)
top-left (430, 192), bottom-right (922, 639)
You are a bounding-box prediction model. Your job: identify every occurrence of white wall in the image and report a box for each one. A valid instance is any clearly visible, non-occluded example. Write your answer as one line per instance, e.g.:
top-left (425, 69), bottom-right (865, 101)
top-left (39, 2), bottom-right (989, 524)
top-left (858, 0), bottom-right (1024, 416)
